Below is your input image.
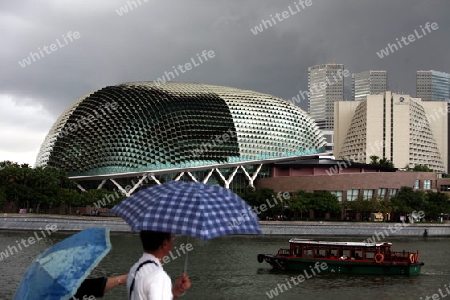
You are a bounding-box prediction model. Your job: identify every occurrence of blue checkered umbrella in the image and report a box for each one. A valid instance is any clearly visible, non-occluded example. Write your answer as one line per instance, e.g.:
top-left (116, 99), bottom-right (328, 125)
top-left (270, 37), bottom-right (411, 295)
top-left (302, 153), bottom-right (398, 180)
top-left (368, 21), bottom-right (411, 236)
top-left (14, 228), bottom-right (111, 300)
top-left (111, 181), bottom-right (261, 240)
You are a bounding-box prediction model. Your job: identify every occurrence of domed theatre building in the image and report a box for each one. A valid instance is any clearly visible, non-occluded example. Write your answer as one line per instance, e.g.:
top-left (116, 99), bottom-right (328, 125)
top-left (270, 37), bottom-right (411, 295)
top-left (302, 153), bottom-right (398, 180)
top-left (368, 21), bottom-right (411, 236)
top-left (36, 82), bottom-right (326, 194)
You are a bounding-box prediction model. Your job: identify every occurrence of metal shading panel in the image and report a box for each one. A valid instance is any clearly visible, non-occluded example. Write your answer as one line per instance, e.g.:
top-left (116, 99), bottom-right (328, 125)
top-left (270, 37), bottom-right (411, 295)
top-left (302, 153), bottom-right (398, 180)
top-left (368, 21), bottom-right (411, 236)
top-left (36, 82), bottom-right (326, 176)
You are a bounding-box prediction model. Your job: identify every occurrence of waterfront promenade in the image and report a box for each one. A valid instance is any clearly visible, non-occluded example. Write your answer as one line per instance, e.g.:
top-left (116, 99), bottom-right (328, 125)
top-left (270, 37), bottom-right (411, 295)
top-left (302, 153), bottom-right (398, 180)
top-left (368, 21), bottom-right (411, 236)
top-left (1, 214), bottom-right (450, 236)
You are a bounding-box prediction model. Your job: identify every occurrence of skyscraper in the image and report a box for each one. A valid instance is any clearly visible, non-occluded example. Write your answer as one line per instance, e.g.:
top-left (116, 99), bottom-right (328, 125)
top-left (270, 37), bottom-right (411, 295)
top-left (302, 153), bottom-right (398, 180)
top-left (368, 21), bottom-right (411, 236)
top-left (308, 63), bottom-right (345, 152)
top-left (352, 70), bottom-right (387, 101)
top-left (416, 70), bottom-right (450, 101)
top-left (308, 63), bottom-right (344, 130)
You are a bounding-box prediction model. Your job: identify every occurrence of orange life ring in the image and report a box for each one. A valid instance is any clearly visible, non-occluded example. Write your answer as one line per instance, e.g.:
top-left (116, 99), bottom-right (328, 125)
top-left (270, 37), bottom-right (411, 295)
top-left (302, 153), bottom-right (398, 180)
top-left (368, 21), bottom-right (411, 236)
top-left (409, 254), bottom-right (415, 264)
top-left (414, 254), bottom-right (419, 263)
top-left (375, 253), bottom-right (384, 263)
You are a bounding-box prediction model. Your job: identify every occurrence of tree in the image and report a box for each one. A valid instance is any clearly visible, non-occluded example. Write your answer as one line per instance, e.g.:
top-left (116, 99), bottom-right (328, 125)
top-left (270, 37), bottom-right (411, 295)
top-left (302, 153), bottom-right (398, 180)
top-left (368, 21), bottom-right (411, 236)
top-left (379, 157), bottom-right (394, 168)
top-left (378, 197), bottom-right (393, 219)
top-left (424, 191), bottom-right (450, 220)
top-left (289, 190), bottom-right (310, 219)
top-left (412, 165), bottom-right (433, 172)
top-left (306, 191), bottom-right (341, 219)
top-left (239, 187), bottom-right (282, 219)
top-left (369, 155), bottom-right (379, 165)
top-left (0, 161), bottom-right (83, 213)
top-left (347, 197), bottom-right (372, 219)
top-left (390, 186), bottom-right (426, 220)
top-left (0, 187), bottom-right (5, 212)
top-left (369, 155), bottom-right (394, 168)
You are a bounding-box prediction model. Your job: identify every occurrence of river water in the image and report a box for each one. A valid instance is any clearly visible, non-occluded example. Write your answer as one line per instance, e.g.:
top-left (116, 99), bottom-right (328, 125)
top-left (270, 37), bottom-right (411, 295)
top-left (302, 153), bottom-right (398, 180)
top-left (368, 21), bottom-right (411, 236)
top-left (1, 231), bottom-right (449, 300)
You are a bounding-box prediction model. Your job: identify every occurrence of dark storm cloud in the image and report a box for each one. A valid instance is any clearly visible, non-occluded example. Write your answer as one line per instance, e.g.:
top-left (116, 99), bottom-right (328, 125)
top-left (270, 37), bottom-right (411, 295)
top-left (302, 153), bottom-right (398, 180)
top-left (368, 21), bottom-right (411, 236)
top-left (1, 0), bottom-right (449, 117)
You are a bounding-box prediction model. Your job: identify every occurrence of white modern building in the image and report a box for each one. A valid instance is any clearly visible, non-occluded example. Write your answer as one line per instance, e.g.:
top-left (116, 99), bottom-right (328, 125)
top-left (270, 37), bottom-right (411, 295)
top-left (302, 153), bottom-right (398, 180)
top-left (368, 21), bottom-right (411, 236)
top-left (416, 70), bottom-right (450, 101)
top-left (334, 92), bottom-right (447, 173)
top-left (308, 63), bottom-right (345, 151)
top-left (352, 70), bottom-right (387, 101)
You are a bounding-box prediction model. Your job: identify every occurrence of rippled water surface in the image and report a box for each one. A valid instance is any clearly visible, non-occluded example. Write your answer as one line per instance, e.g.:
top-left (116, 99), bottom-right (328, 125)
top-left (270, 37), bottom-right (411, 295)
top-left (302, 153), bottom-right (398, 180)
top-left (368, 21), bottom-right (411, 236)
top-left (1, 231), bottom-right (449, 300)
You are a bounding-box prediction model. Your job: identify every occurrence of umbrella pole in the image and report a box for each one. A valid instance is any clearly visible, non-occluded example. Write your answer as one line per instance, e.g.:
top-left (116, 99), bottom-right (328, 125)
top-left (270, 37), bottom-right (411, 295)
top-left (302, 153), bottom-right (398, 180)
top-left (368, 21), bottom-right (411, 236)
top-left (183, 236), bottom-right (189, 274)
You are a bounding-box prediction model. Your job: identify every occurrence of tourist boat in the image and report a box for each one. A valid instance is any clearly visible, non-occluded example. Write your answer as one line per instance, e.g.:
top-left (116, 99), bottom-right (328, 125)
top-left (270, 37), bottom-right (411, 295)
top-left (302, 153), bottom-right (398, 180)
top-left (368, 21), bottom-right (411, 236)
top-left (257, 239), bottom-right (424, 275)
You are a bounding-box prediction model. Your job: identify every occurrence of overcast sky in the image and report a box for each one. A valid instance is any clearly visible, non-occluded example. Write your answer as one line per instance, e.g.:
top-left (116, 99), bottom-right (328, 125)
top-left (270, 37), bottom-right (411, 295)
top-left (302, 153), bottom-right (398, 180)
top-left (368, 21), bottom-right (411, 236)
top-left (1, 0), bottom-right (449, 166)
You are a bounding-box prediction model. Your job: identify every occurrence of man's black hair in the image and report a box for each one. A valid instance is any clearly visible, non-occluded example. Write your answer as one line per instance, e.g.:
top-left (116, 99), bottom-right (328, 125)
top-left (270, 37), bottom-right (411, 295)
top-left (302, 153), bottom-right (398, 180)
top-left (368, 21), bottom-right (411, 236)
top-left (140, 230), bottom-right (172, 252)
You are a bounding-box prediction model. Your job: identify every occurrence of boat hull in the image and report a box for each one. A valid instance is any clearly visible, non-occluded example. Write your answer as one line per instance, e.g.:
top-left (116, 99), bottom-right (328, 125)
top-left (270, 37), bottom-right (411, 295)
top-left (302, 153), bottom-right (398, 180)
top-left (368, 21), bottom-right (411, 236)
top-left (260, 255), bottom-right (424, 275)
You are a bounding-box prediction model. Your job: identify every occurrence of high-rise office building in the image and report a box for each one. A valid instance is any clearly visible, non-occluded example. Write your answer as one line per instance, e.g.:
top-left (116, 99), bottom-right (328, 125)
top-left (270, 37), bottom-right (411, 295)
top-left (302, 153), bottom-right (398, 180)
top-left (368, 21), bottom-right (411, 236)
top-left (416, 70), bottom-right (450, 101)
top-left (352, 70), bottom-right (387, 101)
top-left (308, 63), bottom-right (344, 130)
top-left (308, 64), bottom-right (344, 151)
top-left (334, 92), bottom-right (447, 173)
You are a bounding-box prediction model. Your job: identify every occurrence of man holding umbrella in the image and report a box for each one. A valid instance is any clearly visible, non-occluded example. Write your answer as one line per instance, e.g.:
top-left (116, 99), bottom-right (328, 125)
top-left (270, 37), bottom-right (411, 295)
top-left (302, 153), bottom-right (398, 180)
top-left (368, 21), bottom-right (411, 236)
top-left (112, 181), bottom-right (262, 299)
top-left (127, 230), bottom-right (191, 300)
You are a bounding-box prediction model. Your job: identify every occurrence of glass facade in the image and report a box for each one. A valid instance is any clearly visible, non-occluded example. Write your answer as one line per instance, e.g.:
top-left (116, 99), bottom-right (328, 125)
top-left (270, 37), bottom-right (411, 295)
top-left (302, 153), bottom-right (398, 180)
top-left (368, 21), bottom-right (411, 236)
top-left (347, 189), bottom-right (359, 201)
top-left (416, 70), bottom-right (450, 101)
top-left (378, 188), bottom-right (387, 198)
top-left (363, 189), bottom-right (374, 200)
top-left (330, 191), bottom-right (343, 201)
top-left (36, 82), bottom-right (326, 176)
top-left (308, 64), bottom-right (344, 131)
top-left (389, 189), bottom-right (398, 198)
top-left (352, 70), bottom-right (387, 101)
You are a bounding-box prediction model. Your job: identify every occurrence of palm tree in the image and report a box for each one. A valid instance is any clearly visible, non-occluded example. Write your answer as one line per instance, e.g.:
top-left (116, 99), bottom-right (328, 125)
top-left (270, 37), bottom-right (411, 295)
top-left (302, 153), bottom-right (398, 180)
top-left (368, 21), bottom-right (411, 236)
top-left (369, 155), bottom-right (379, 165)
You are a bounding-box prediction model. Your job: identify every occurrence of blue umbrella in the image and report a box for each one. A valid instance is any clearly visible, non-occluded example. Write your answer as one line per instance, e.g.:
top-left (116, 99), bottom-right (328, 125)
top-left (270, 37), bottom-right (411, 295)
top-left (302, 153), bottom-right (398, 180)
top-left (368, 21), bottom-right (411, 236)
top-left (111, 181), bottom-right (261, 240)
top-left (14, 228), bottom-right (111, 300)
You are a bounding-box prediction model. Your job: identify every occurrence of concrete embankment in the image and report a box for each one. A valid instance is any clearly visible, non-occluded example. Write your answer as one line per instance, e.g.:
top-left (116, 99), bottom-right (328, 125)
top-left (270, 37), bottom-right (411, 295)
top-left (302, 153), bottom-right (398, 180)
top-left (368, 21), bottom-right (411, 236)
top-left (260, 221), bottom-right (450, 237)
top-left (1, 215), bottom-right (450, 236)
top-left (0, 214), bottom-right (131, 232)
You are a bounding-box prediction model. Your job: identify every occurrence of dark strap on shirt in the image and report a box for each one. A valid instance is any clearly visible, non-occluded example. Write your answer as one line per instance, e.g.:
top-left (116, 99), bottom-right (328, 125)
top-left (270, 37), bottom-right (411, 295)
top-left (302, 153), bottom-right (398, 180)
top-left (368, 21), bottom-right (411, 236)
top-left (129, 260), bottom-right (158, 298)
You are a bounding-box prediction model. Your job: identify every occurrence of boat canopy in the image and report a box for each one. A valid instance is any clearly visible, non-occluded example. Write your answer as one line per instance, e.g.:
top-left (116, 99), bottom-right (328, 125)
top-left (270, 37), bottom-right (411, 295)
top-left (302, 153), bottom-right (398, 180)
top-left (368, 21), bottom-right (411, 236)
top-left (288, 238), bottom-right (392, 248)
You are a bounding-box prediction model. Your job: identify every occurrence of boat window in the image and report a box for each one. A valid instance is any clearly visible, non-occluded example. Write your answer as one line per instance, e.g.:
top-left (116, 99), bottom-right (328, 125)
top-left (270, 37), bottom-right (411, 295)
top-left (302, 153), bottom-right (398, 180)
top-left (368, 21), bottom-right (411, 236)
top-left (304, 249), bottom-right (314, 257)
top-left (318, 249), bottom-right (327, 258)
top-left (365, 252), bottom-right (375, 259)
top-left (330, 249), bottom-right (338, 258)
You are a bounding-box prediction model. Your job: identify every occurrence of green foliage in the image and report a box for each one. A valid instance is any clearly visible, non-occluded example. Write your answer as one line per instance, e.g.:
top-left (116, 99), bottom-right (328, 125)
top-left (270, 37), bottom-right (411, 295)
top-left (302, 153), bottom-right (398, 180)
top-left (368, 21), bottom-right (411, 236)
top-left (288, 190), bottom-right (341, 219)
top-left (369, 155), bottom-right (379, 165)
top-left (390, 186), bottom-right (450, 221)
top-left (0, 160), bottom-right (125, 213)
top-left (424, 191), bottom-right (450, 220)
top-left (347, 198), bottom-right (372, 213)
top-left (0, 187), bottom-right (5, 212)
top-left (239, 187), bottom-right (286, 219)
top-left (289, 190), bottom-right (309, 218)
top-left (412, 165), bottom-right (434, 172)
top-left (390, 187), bottom-right (425, 214)
top-left (379, 157), bottom-right (394, 168)
top-left (369, 155), bottom-right (394, 168)
top-left (309, 191), bottom-right (341, 213)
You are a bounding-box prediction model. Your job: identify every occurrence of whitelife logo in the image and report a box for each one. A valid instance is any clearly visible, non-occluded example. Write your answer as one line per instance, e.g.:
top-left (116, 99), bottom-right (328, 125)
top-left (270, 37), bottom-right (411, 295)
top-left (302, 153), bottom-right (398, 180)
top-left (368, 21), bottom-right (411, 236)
top-left (18, 31), bottom-right (81, 68)
top-left (265, 262), bottom-right (328, 298)
top-left (376, 22), bottom-right (438, 58)
top-left (228, 192), bottom-right (291, 228)
top-left (0, 224), bottom-right (58, 261)
top-left (115, 0), bottom-right (150, 16)
top-left (153, 50), bottom-right (215, 85)
top-left (250, 0), bottom-right (313, 35)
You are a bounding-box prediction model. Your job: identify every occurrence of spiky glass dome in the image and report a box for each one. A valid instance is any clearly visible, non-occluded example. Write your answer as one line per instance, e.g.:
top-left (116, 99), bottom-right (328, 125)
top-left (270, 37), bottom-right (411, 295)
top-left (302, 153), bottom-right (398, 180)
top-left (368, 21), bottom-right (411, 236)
top-left (36, 82), bottom-right (326, 176)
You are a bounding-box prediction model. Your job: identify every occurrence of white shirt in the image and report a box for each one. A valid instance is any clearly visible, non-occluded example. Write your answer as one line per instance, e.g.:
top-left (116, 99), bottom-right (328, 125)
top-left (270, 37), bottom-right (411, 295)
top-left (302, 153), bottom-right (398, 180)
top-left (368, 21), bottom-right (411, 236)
top-left (127, 253), bottom-right (173, 300)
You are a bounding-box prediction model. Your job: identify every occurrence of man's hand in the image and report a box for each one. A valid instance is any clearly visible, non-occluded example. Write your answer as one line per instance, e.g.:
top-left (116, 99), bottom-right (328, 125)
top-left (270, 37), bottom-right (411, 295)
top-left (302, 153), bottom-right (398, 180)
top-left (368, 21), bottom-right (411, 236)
top-left (172, 273), bottom-right (191, 297)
